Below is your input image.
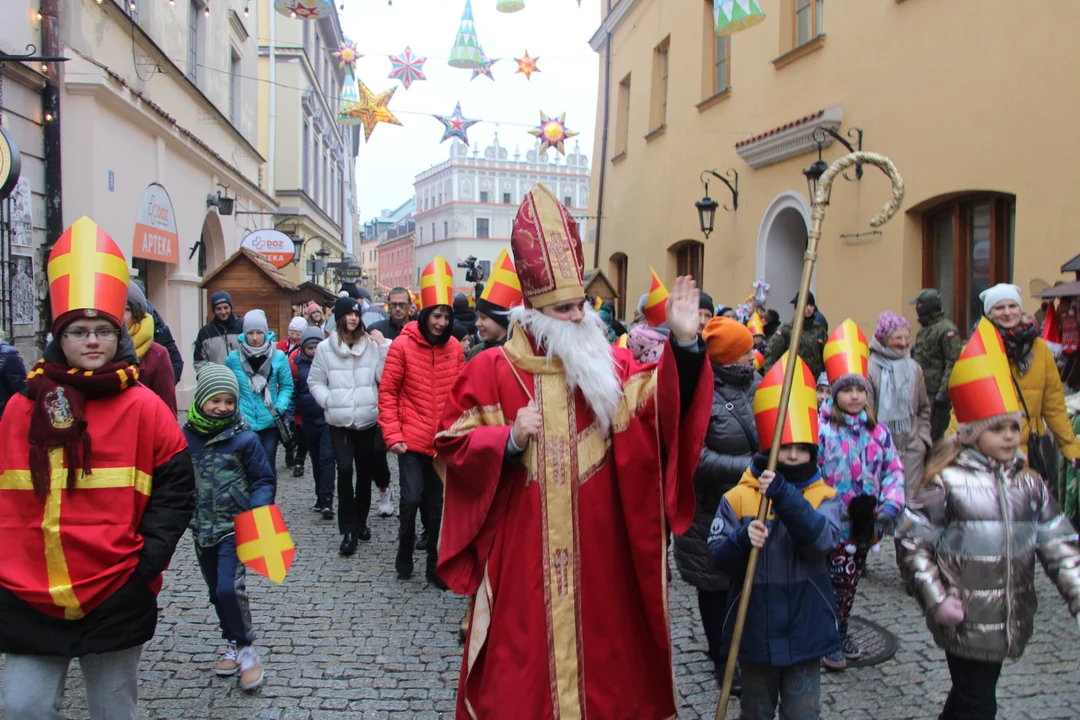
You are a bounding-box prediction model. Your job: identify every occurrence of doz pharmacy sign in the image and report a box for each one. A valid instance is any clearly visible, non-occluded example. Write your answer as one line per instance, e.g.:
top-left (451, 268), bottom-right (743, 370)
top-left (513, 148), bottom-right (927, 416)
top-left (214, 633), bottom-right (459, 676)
top-left (240, 229), bottom-right (295, 269)
top-left (133, 183), bottom-right (179, 264)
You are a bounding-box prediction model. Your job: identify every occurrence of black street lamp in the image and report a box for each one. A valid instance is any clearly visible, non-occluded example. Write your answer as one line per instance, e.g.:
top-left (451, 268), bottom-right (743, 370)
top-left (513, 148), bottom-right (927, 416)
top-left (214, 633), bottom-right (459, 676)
top-left (803, 126), bottom-right (864, 205)
top-left (696, 169), bottom-right (738, 239)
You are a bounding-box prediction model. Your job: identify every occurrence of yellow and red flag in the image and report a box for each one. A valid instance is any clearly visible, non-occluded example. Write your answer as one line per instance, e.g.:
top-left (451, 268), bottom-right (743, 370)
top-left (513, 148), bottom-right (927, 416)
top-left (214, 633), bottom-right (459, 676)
top-left (753, 352), bottom-right (819, 450)
top-left (592, 296), bottom-right (604, 312)
top-left (753, 349), bottom-right (765, 372)
top-left (823, 319), bottom-right (869, 385)
top-left (615, 333), bottom-right (629, 349)
top-left (643, 268), bottom-right (669, 326)
top-left (948, 318), bottom-right (1021, 424)
top-left (747, 312), bottom-right (765, 337)
top-left (47, 216), bottom-right (130, 326)
top-left (420, 255), bottom-right (454, 310)
top-left (235, 505), bottom-right (295, 585)
top-left (479, 248), bottom-right (523, 309)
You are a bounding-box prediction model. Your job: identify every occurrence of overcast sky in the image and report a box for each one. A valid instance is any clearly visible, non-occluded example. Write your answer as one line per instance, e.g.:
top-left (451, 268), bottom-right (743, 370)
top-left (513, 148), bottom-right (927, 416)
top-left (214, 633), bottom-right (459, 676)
top-left (338, 0), bottom-right (602, 220)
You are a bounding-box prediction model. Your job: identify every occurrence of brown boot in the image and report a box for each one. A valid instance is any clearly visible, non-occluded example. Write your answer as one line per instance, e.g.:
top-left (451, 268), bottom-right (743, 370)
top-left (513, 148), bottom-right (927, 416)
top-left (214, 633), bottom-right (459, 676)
top-left (237, 646), bottom-right (264, 691)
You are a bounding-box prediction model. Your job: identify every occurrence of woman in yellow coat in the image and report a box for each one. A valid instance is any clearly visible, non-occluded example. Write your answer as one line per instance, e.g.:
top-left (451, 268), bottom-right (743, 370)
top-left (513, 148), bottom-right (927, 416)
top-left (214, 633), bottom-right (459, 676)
top-left (949, 284), bottom-right (1080, 466)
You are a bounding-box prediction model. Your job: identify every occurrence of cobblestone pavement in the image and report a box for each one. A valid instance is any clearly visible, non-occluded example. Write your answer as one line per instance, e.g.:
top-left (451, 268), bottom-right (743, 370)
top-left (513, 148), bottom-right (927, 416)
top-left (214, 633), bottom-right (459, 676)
top-left (6, 454), bottom-right (1080, 719)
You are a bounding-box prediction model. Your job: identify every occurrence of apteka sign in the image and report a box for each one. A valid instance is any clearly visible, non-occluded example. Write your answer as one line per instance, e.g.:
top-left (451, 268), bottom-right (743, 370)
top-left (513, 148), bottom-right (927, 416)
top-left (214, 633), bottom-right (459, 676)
top-left (133, 183), bottom-right (179, 264)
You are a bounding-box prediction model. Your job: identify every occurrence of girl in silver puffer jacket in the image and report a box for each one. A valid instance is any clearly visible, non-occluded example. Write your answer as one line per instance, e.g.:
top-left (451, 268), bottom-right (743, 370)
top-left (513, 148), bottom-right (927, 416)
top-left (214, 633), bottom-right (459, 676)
top-left (897, 420), bottom-right (1080, 718)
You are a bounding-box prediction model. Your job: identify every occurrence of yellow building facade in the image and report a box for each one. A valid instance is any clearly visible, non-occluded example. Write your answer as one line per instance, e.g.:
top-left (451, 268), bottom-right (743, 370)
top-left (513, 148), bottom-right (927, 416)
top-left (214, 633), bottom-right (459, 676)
top-left (588, 0), bottom-right (1080, 332)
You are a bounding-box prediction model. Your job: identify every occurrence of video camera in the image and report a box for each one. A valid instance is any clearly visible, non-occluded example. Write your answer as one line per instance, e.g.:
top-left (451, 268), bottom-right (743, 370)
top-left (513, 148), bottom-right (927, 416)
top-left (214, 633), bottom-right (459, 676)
top-left (457, 255), bottom-right (485, 283)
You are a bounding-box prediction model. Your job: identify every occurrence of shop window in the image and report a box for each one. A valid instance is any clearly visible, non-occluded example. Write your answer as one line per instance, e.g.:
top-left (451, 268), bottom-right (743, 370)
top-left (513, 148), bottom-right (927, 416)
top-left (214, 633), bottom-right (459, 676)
top-left (670, 240), bottom-right (704, 287)
top-left (614, 74), bottom-right (631, 156)
top-left (610, 252), bottom-right (628, 319)
top-left (794, 0), bottom-right (824, 48)
top-left (477, 218), bottom-right (490, 239)
top-left (922, 193), bottom-right (1016, 333)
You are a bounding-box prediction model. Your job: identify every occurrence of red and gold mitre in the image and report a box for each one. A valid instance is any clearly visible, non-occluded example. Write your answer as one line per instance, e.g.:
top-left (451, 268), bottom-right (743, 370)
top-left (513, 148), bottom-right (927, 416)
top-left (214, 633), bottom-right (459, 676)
top-left (510, 183), bottom-right (585, 308)
top-left (823, 318), bottom-right (869, 385)
top-left (615, 333), bottom-right (629, 349)
top-left (420, 255), bottom-right (454, 309)
top-left (643, 268), bottom-right (669, 326)
top-left (592, 296), bottom-right (604, 312)
top-left (478, 248), bottom-right (523, 310)
top-left (753, 352), bottom-right (819, 450)
top-left (47, 216), bottom-right (130, 328)
top-left (747, 312), bottom-right (765, 336)
top-left (753, 349), bottom-right (765, 372)
top-left (949, 318), bottom-right (1021, 424)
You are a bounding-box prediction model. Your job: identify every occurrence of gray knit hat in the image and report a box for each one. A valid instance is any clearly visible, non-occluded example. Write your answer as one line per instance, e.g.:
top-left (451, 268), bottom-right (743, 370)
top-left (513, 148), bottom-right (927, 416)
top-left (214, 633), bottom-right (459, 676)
top-left (194, 364), bottom-right (239, 410)
top-left (243, 309), bottom-right (269, 335)
top-left (301, 325), bottom-right (324, 349)
top-left (126, 281), bottom-right (148, 321)
top-left (957, 411), bottom-right (1025, 448)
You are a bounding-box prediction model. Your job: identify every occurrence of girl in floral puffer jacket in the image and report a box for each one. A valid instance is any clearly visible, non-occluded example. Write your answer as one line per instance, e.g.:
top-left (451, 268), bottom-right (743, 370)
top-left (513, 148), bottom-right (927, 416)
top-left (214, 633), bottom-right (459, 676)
top-left (817, 377), bottom-right (905, 671)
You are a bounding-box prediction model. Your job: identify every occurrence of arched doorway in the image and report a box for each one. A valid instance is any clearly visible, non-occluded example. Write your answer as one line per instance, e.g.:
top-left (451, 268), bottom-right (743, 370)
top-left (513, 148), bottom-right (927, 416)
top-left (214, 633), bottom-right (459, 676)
top-left (199, 212), bottom-right (227, 321)
top-left (756, 192), bottom-right (813, 322)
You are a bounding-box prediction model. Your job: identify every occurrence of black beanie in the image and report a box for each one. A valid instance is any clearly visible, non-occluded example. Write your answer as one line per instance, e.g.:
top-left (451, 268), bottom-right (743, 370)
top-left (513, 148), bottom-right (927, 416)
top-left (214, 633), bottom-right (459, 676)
top-left (699, 291), bottom-right (714, 313)
top-left (334, 295), bottom-right (361, 319)
top-left (210, 291), bottom-right (232, 309)
top-left (475, 298), bottom-right (510, 329)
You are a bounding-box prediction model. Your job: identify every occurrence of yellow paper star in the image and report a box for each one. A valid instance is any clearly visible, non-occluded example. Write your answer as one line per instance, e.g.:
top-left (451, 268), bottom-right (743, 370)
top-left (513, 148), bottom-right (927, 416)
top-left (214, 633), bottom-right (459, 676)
top-left (332, 41), bottom-right (362, 71)
top-left (515, 51), bottom-right (540, 80)
top-left (341, 79), bottom-right (402, 142)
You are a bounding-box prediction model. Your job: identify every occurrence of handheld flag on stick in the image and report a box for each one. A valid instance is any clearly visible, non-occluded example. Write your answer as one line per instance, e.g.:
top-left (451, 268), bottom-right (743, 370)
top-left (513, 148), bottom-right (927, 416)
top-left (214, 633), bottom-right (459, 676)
top-left (235, 505), bottom-right (295, 584)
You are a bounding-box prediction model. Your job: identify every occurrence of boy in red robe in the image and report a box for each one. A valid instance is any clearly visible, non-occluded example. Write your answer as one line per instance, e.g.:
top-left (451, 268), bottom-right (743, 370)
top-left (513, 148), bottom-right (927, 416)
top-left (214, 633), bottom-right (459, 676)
top-left (435, 184), bottom-right (713, 720)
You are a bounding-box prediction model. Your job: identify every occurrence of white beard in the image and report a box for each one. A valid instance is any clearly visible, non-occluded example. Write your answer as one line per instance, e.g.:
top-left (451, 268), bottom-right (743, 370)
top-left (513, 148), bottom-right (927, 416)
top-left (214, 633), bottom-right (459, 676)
top-left (509, 306), bottom-right (624, 433)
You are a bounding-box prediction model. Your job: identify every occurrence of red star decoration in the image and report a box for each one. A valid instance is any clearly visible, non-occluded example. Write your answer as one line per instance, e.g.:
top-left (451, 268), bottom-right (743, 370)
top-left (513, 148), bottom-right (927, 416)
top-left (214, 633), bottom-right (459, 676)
top-left (515, 51), bottom-right (540, 80)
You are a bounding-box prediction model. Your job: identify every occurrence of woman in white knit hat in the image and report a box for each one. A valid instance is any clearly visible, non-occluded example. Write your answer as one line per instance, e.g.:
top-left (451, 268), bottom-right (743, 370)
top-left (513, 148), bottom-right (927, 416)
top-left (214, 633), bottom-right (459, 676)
top-left (950, 283), bottom-right (1080, 468)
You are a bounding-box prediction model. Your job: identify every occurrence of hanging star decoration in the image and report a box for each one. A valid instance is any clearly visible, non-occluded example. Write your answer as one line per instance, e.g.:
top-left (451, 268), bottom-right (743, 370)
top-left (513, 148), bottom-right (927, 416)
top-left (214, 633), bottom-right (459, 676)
top-left (435, 102), bottom-right (480, 146)
top-left (515, 51), bottom-right (540, 80)
top-left (341, 79), bottom-right (402, 142)
top-left (332, 40), bottom-right (361, 72)
top-left (387, 46), bottom-right (427, 90)
top-left (471, 49), bottom-right (498, 81)
top-left (529, 111), bottom-right (578, 155)
top-left (275, 0), bottom-right (332, 19)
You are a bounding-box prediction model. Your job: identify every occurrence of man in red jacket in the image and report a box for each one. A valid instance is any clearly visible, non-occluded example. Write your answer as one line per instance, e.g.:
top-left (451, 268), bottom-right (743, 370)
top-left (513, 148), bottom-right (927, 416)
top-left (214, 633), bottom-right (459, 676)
top-left (379, 256), bottom-right (464, 588)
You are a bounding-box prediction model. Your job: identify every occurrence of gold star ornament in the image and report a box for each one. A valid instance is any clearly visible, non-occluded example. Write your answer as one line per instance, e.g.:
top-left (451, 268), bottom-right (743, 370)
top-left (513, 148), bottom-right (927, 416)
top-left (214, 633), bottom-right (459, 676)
top-left (341, 79), bottom-right (402, 142)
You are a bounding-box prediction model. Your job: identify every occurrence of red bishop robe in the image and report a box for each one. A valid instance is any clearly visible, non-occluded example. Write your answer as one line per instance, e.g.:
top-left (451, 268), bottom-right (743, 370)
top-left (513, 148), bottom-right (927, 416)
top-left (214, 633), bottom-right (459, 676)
top-left (436, 327), bottom-right (712, 720)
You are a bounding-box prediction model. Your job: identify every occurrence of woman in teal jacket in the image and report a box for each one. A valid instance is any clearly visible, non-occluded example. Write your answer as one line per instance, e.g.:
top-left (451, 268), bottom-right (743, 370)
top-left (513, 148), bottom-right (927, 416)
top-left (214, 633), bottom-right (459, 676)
top-left (224, 309), bottom-right (294, 476)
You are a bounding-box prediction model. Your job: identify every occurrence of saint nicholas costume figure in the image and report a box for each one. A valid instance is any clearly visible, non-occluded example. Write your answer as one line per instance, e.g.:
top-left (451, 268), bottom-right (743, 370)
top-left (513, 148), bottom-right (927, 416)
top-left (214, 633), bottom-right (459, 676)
top-left (436, 184), bottom-right (714, 720)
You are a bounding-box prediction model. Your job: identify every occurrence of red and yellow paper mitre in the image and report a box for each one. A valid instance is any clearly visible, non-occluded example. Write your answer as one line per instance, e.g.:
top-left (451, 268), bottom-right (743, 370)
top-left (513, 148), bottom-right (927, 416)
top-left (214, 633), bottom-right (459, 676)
top-left (948, 318), bottom-right (1021, 424)
top-left (752, 352), bottom-right (819, 450)
top-left (510, 183), bottom-right (585, 309)
top-left (420, 255), bottom-right (454, 309)
top-left (643, 268), bottom-right (669, 326)
top-left (235, 505), bottom-right (295, 585)
top-left (592, 296), bottom-right (604, 312)
top-left (747, 312), bottom-right (765, 337)
top-left (478, 248), bottom-right (523, 309)
top-left (47, 216), bottom-right (130, 326)
top-left (615, 333), bottom-right (629, 349)
top-left (753, 349), bottom-right (765, 372)
top-left (823, 318), bottom-right (870, 385)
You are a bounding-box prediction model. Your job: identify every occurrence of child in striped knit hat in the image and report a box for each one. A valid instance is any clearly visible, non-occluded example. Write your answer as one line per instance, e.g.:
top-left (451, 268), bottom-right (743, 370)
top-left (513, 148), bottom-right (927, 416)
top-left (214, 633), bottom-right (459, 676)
top-left (184, 365), bottom-right (277, 692)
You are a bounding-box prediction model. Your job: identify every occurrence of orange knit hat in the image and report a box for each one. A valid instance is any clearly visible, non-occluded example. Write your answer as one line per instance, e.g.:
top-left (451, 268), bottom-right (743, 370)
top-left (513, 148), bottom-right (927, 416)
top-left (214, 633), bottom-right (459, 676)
top-left (702, 317), bottom-right (754, 366)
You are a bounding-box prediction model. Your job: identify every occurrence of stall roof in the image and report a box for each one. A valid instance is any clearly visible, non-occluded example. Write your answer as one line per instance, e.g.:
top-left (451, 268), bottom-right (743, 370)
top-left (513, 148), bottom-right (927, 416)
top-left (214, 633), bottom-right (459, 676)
top-left (199, 248), bottom-right (299, 292)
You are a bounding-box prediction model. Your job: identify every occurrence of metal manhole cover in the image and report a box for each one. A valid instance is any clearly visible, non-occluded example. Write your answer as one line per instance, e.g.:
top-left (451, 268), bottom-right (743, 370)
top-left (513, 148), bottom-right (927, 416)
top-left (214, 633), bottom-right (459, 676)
top-left (845, 615), bottom-right (898, 667)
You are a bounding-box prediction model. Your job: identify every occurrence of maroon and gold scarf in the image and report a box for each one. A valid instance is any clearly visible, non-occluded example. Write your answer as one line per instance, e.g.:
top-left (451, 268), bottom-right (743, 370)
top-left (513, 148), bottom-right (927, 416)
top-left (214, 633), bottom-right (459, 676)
top-left (25, 359), bottom-right (139, 496)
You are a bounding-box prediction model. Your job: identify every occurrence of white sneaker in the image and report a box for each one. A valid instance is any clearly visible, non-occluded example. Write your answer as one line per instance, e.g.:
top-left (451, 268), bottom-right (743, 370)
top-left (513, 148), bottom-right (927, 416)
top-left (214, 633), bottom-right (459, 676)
top-left (237, 645), bottom-right (264, 691)
top-left (215, 643), bottom-right (239, 676)
top-left (378, 487), bottom-right (394, 517)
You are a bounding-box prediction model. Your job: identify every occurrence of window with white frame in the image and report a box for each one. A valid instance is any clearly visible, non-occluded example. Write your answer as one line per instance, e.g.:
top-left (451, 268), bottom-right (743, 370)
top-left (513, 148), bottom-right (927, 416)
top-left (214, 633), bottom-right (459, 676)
top-left (229, 48), bottom-right (242, 127)
top-left (477, 218), bottom-right (490, 238)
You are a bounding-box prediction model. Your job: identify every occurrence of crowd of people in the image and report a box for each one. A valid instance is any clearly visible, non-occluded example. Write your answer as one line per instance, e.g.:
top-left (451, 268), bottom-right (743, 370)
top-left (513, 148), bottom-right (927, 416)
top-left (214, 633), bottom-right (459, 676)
top-left (1, 198), bottom-right (1080, 720)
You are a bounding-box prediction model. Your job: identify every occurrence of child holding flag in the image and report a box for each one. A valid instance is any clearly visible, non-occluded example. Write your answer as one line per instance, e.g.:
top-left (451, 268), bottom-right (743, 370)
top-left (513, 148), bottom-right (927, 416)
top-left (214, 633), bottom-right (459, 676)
top-left (184, 366), bottom-right (276, 691)
top-left (817, 320), bottom-right (905, 671)
top-left (897, 319), bottom-right (1080, 719)
top-left (709, 352), bottom-right (842, 719)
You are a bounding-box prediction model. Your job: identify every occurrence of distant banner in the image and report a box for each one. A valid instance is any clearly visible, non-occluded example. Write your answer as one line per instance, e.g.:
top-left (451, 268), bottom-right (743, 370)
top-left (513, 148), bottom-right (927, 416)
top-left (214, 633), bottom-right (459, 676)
top-left (133, 183), bottom-right (179, 264)
top-left (240, 229), bottom-right (295, 268)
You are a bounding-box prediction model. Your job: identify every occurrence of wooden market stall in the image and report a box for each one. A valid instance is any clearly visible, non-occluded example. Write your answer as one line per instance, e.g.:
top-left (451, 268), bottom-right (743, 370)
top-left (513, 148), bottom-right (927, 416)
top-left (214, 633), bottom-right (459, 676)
top-left (199, 248), bottom-right (300, 338)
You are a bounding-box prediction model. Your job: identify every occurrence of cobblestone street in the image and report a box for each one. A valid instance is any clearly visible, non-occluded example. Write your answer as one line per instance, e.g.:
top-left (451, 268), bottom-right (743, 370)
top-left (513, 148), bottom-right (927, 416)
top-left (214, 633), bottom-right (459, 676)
top-left (11, 455), bottom-right (1080, 720)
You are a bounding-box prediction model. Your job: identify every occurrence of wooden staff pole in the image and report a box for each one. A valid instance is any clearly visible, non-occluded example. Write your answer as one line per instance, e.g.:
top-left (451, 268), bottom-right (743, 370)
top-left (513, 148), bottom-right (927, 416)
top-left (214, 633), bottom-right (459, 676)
top-left (715, 152), bottom-right (904, 719)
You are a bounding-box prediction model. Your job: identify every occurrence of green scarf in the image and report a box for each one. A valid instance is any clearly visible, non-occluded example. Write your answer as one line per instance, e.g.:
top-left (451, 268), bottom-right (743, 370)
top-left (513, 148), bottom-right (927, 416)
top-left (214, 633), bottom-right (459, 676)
top-left (186, 403), bottom-right (236, 437)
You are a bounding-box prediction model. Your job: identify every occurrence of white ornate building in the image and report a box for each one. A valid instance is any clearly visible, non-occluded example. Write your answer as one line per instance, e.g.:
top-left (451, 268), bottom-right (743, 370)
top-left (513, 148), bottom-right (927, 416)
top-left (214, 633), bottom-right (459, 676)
top-left (412, 136), bottom-right (591, 291)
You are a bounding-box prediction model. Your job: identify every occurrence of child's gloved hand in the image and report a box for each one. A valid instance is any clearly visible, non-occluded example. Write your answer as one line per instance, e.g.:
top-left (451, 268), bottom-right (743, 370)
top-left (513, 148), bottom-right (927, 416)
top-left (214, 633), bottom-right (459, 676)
top-left (934, 597), bottom-right (965, 627)
top-left (757, 470), bottom-right (774, 496)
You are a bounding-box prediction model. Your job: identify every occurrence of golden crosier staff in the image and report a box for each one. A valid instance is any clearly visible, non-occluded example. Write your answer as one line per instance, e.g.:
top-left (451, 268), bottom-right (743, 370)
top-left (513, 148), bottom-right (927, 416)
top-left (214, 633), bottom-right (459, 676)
top-left (715, 151), bottom-right (905, 718)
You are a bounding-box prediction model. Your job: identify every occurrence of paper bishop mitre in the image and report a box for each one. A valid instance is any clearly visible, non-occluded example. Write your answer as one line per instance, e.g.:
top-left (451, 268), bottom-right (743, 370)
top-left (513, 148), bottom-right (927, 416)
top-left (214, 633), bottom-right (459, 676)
top-left (823, 319), bottom-right (870, 385)
top-left (753, 352), bottom-right (819, 450)
top-left (643, 268), bottom-right (669, 327)
top-left (420, 256), bottom-right (455, 310)
top-left (510, 183), bottom-right (585, 309)
top-left (48, 216), bottom-right (130, 327)
top-left (478, 248), bottom-right (522, 310)
top-left (747, 312), bottom-right (765, 337)
top-left (948, 318), bottom-right (1022, 424)
top-left (753, 349), bottom-right (765, 372)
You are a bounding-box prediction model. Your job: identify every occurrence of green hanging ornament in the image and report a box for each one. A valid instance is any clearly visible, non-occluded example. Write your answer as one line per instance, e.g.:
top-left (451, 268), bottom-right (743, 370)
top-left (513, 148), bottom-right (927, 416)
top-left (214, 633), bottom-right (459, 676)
top-left (448, 0), bottom-right (484, 69)
top-left (714, 0), bottom-right (765, 36)
top-left (496, 0), bottom-right (525, 12)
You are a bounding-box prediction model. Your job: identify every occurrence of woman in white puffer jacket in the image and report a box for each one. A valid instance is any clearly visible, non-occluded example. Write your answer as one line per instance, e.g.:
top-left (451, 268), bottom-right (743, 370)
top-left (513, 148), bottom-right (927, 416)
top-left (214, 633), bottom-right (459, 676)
top-left (308, 296), bottom-right (391, 556)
